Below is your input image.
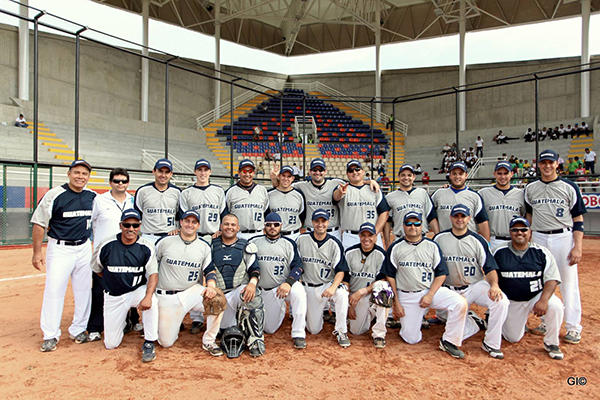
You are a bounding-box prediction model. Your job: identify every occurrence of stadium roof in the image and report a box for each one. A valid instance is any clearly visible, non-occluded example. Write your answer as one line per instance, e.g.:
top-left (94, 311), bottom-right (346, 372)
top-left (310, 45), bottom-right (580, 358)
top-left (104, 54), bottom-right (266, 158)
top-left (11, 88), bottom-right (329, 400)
top-left (93, 0), bottom-right (599, 56)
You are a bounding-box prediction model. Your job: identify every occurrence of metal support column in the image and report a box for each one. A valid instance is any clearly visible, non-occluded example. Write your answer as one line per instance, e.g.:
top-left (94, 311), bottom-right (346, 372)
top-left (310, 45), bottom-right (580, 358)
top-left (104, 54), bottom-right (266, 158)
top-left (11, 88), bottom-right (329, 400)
top-left (454, 88), bottom-right (460, 150)
top-left (32, 11), bottom-right (44, 208)
top-left (74, 27), bottom-right (87, 161)
top-left (140, 0), bottom-right (149, 122)
top-left (375, 0), bottom-right (382, 118)
top-left (302, 95), bottom-right (306, 175)
top-left (164, 57), bottom-right (177, 159)
top-left (214, 0), bottom-right (222, 120)
top-left (370, 99), bottom-right (374, 175)
top-left (534, 75), bottom-right (539, 170)
top-left (279, 96), bottom-right (283, 167)
top-left (581, 0), bottom-right (590, 118)
top-left (458, 0), bottom-right (466, 131)
top-left (18, 0), bottom-right (29, 100)
top-left (230, 78), bottom-right (241, 182)
top-left (392, 102), bottom-right (396, 188)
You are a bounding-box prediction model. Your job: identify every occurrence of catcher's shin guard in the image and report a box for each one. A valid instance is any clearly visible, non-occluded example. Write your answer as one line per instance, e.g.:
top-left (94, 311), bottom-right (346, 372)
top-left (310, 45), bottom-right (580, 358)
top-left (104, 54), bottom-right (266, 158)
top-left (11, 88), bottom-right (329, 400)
top-left (237, 290), bottom-right (266, 356)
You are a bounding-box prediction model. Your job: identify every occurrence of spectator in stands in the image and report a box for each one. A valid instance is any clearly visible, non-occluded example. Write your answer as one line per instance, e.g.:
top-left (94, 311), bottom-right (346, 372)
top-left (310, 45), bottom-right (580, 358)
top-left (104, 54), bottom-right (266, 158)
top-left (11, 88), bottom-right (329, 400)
top-left (365, 153), bottom-right (372, 164)
top-left (15, 113), bottom-right (27, 128)
top-left (376, 160), bottom-right (385, 175)
top-left (414, 164), bottom-right (423, 175)
top-left (256, 162), bottom-right (265, 177)
top-left (386, 115), bottom-right (394, 130)
top-left (539, 127), bottom-right (547, 141)
top-left (441, 143), bottom-right (451, 154)
top-left (574, 123), bottom-right (582, 138)
top-left (549, 127), bottom-right (559, 140)
top-left (523, 128), bottom-right (534, 142)
top-left (377, 145), bottom-right (386, 157)
top-left (253, 126), bottom-right (262, 141)
top-left (581, 121), bottom-right (591, 136)
top-left (475, 136), bottom-right (484, 158)
top-left (451, 143), bottom-right (457, 153)
top-left (292, 163), bottom-right (301, 181)
top-left (584, 148), bottom-right (596, 175)
top-left (376, 172), bottom-right (391, 193)
top-left (565, 124), bottom-right (573, 138)
top-left (567, 157), bottom-right (579, 175)
top-left (273, 151), bottom-right (281, 162)
top-left (558, 155), bottom-right (565, 173)
top-left (265, 149), bottom-right (273, 161)
top-left (558, 124), bottom-right (566, 139)
top-left (575, 163), bottom-right (587, 181)
top-left (496, 130), bottom-right (509, 144)
top-left (516, 159), bottom-right (524, 176)
top-left (523, 160), bottom-right (531, 169)
top-left (421, 171), bottom-right (430, 185)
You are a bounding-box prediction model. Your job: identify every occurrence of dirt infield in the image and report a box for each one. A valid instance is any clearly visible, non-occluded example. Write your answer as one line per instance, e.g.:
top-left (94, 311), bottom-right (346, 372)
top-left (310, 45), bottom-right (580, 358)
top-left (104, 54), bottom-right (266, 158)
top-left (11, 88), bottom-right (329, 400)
top-left (1, 241), bottom-right (598, 400)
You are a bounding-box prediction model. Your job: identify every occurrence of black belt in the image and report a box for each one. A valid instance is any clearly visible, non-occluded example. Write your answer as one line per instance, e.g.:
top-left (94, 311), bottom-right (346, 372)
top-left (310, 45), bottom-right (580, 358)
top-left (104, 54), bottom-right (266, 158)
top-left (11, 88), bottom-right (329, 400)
top-left (494, 236), bottom-right (511, 241)
top-left (156, 289), bottom-right (181, 295)
top-left (146, 232), bottom-right (169, 237)
top-left (55, 239), bottom-right (87, 246)
top-left (261, 286), bottom-right (278, 291)
top-left (307, 227), bottom-right (338, 232)
top-left (241, 229), bottom-right (261, 234)
top-left (536, 228), bottom-right (572, 235)
top-left (281, 229), bottom-right (301, 235)
top-left (348, 230), bottom-right (361, 235)
top-left (444, 284), bottom-right (469, 291)
top-left (198, 232), bottom-right (213, 236)
top-left (400, 289), bottom-right (421, 293)
top-left (302, 282), bottom-right (324, 288)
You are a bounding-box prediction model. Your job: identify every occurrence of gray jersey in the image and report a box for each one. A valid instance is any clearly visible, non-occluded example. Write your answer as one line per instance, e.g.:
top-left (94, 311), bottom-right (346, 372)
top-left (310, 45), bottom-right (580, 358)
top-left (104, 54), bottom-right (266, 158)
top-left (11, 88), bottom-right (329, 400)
top-left (225, 183), bottom-right (269, 232)
top-left (249, 235), bottom-right (303, 289)
top-left (524, 178), bottom-right (586, 231)
top-left (478, 186), bottom-right (525, 237)
top-left (179, 184), bottom-right (226, 234)
top-left (296, 232), bottom-right (349, 285)
top-left (382, 238), bottom-right (448, 292)
top-left (134, 183), bottom-right (181, 234)
top-left (155, 234), bottom-right (212, 291)
top-left (294, 178), bottom-right (343, 228)
top-left (267, 188), bottom-right (306, 232)
top-left (434, 230), bottom-right (497, 287)
top-left (386, 187), bottom-right (436, 236)
top-left (431, 186), bottom-right (488, 232)
top-left (345, 244), bottom-right (386, 293)
top-left (337, 184), bottom-right (390, 231)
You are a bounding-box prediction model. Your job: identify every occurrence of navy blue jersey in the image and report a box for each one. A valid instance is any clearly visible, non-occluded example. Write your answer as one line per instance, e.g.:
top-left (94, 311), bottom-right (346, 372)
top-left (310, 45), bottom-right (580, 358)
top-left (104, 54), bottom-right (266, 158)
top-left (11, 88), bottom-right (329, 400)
top-left (493, 243), bottom-right (561, 302)
top-left (31, 183), bottom-right (96, 241)
top-left (92, 235), bottom-right (158, 296)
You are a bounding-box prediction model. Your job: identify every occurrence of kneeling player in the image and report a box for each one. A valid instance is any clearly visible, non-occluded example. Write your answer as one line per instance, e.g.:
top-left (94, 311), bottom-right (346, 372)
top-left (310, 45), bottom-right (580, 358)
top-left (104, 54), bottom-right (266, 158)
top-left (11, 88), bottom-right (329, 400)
top-left (155, 210), bottom-right (224, 356)
top-left (296, 209), bottom-right (351, 348)
top-left (250, 213), bottom-right (307, 349)
top-left (92, 209), bottom-right (159, 362)
top-left (346, 222), bottom-right (389, 348)
top-left (383, 212), bottom-right (468, 359)
top-left (494, 217), bottom-right (565, 360)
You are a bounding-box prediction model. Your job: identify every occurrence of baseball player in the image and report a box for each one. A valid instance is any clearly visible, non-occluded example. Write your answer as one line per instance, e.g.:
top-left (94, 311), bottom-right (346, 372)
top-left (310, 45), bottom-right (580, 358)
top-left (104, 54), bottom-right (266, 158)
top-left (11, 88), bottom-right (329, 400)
top-left (524, 149), bottom-right (586, 344)
top-left (385, 163), bottom-right (439, 243)
top-left (478, 161), bottom-right (526, 252)
top-left (493, 217), bottom-right (565, 360)
top-left (296, 209), bottom-right (351, 347)
top-left (31, 159), bottom-right (96, 352)
top-left (155, 210), bottom-right (224, 356)
top-left (134, 158), bottom-right (181, 244)
top-left (179, 158), bottom-right (226, 334)
top-left (91, 209), bottom-right (159, 363)
top-left (431, 161), bottom-right (490, 240)
top-left (382, 211), bottom-right (468, 359)
top-left (266, 166), bottom-right (306, 241)
top-left (434, 204), bottom-right (509, 359)
top-left (333, 159), bottom-right (390, 249)
top-left (225, 159), bottom-right (269, 240)
top-left (249, 213), bottom-right (307, 349)
top-left (87, 168), bottom-right (135, 342)
top-left (345, 222), bottom-right (388, 348)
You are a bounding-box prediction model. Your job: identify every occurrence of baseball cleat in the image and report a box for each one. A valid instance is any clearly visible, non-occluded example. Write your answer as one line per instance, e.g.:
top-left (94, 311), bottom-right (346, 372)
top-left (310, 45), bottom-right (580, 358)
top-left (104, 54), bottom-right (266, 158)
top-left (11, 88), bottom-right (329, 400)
top-left (386, 317), bottom-right (402, 329)
top-left (141, 342), bottom-right (156, 363)
top-left (202, 342), bottom-right (224, 357)
top-left (69, 332), bottom-right (88, 344)
top-left (373, 337), bottom-right (386, 349)
top-left (323, 311), bottom-right (336, 325)
top-left (421, 317), bottom-right (429, 330)
top-left (293, 337), bottom-right (307, 349)
top-left (468, 310), bottom-right (488, 331)
top-left (439, 339), bottom-right (465, 359)
top-left (86, 332), bottom-right (102, 342)
top-left (333, 330), bottom-right (351, 348)
top-left (190, 321), bottom-right (204, 334)
top-left (563, 330), bottom-right (581, 344)
top-left (40, 338), bottom-right (58, 352)
top-left (481, 341), bottom-right (504, 359)
top-left (527, 322), bottom-right (546, 336)
top-left (427, 316), bottom-right (446, 325)
top-left (543, 343), bottom-right (564, 360)
top-left (133, 323), bottom-right (144, 332)
top-left (248, 344), bottom-right (264, 357)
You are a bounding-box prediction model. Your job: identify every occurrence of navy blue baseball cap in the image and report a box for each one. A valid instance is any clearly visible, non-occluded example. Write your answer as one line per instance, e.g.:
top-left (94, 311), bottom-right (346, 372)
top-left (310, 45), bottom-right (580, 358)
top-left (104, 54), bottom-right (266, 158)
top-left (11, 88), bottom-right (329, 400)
top-left (450, 204), bottom-right (471, 217)
top-left (359, 222), bottom-right (376, 234)
top-left (538, 149), bottom-right (558, 162)
top-left (311, 209), bottom-right (330, 221)
top-left (195, 159), bottom-right (211, 170)
top-left (69, 159), bottom-right (91, 171)
top-left (346, 159), bottom-right (362, 171)
top-left (403, 211), bottom-right (422, 223)
top-left (494, 161), bottom-right (512, 172)
top-left (265, 212), bottom-right (282, 223)
top-left (181, 210), bottom-right (200, 221)
top-left (449, 161), bottom-right (468, 172)
top-left (310, 158), bottom-right (326, 170)
top-left (121, 209), bottom-right (141, 222)
top-left (279, 165), bottom-right (294, 175)
top-left (154, 158), bottom-right (173, 171)
top-left (239, 159), bottom-right (255, 170)
top-left (398, 164), bottom-right (415, 174)
top-left (509, 216), bottom-right (530, 228)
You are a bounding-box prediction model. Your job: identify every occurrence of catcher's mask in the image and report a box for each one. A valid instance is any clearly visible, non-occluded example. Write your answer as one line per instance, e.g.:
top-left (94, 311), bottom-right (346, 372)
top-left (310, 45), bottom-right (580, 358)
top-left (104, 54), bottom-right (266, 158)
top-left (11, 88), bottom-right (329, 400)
top-left (220, 326), bottom-right (245, 359)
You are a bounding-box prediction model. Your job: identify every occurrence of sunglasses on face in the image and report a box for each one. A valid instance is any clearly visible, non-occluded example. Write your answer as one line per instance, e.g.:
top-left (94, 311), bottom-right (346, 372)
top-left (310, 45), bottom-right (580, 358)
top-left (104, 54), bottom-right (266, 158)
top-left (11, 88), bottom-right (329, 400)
top-left (112, 179), bottom-right (129, 184)
top-left (510, 228), bottom-right (529, 233)
top-left (347, 167), bottom-right (362, 173)
top-left (311, 168), bottom-right (325, 173)
top-left (122, 222), bottom-right (141, 229)
top-left (265, 223), bottom-right (281, 228)
top-left (404, 221), bottom-right (422, 227)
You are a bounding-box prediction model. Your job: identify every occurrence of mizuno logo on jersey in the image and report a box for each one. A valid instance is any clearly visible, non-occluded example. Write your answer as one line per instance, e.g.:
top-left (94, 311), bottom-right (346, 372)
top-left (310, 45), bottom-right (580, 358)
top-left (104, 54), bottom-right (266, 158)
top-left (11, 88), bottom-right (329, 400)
top-left (500, 271), bottom-right (542, 278)
top-left (107, 266), bottom-right (144, 273)
top-left (223, 255), bottom-right (232, 261)
top-left (62, 210), bottom-right (93, 218)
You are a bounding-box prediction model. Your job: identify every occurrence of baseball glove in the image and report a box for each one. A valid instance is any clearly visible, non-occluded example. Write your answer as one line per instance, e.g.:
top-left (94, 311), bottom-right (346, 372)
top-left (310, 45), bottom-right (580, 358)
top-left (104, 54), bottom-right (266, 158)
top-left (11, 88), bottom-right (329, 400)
top-left (203, 287), bottom-right (227, 315)
top-left (370, 281), bottom-right (394, 308)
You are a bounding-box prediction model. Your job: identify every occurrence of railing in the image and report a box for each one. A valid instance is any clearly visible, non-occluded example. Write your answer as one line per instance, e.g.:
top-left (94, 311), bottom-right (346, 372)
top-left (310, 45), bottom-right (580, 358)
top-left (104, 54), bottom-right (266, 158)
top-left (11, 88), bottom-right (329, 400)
top-left (194, 78), bottom-right (283, 129)
top-left (141, 149), bottom-right (194, 174)
top-left (294, 116), bottom-right (317, 143)
top-left (284, 81), bottom-right (409, 136)
top-left (466, 156), bottom-right (500, 182)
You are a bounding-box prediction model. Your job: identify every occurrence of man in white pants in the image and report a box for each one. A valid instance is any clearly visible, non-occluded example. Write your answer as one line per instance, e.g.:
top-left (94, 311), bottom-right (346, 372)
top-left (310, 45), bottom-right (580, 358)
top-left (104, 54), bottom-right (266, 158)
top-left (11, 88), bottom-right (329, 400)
top-left (296, 209), bottom-right (351, 348)
top-left (434, 204), bottom-right (509, 359)
top-left (92, 209), bottom-right (159, 362)
top-left (250, 212), bottom-right (307, 349)
top-left (383, 211), bottom-right (468, 359)
top-left (31, 159), bottom-right (96, 352)
top-left (493, 217), bottom-right (565, 360)
top-left (346, 222), bottom-right (389, 348)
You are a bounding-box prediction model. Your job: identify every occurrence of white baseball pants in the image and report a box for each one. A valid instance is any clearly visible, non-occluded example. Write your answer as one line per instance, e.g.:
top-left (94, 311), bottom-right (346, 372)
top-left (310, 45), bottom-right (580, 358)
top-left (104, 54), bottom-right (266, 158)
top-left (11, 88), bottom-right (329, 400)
top-left (348, 295), bottom-right (388, 339)
top-left (41, 238), bottom-right (92, 341)
top-left (489, 237), bottom-right (511, 253)
top-left (220, 285), bottom-right (248, 329)
top-left (103, 285), bottom-right (158, 349)
top-left (305, 283), bottom-right (349, 335)
top-left (503, 293), bottom-right (564, 347)
top-left (261, 281), bottom-right (307, 338)
top-left (157, 284), bottom-right (222, 347)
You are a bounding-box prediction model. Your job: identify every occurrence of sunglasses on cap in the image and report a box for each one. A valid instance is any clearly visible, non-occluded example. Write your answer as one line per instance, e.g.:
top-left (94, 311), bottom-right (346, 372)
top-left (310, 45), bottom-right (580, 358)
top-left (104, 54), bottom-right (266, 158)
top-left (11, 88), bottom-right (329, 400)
top-left (347, 167), bottom-right (362, 173)
top-left (265, 222), bottom-right (281, 227)
top-left (510, 227), bottom-right (529, 233)
top-left (404, 221), bottom-right (422, 227)
top-left (121, 222), bottom-right (141, 229)
top-left (112, 179), bottom-right (129, 184)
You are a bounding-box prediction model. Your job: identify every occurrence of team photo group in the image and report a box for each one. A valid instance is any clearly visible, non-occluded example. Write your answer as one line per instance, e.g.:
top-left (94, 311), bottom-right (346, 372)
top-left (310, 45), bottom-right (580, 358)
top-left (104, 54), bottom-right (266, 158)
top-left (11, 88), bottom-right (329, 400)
top-left (30, 149), bottom-right (586, 363)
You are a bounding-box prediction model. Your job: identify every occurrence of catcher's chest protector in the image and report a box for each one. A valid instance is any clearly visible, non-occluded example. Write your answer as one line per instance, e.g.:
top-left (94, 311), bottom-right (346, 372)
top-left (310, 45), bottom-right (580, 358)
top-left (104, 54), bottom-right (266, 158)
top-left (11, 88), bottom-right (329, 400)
top-left (211, 238), bottom-right (249, 292)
